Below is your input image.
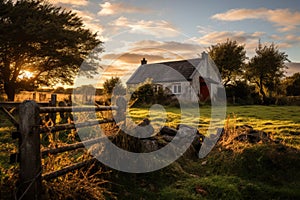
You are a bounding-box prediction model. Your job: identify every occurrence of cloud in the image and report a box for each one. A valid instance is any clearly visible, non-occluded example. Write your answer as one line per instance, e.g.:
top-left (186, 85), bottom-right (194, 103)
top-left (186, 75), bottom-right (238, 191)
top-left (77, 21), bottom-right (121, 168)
top-left (188, 31), bottom-right (268, 57)
top-left (101, 40), bottom-right (205, 67)
top-left (99, 40), bottom-right (205, 81)
top-left (49, 0), bottom-right (88, 6)
top-left (194, 31), bottom-right (263, 45)
top-left (212, 8), bottom-right (300, 32)
top-left (72, 10), bottom-right (104, 39)
top-left (111, 17), bottom-right (180, 38)
top-left (266, 34), bottom-right (300, 49)
top-left (285, 34), bottom-right (300, 42)
top-left (102, 52), bottom-right (166, 64)
top-left (286, 62), bottom-right (300, 76)
top-left (98, 2), bottom-right (150, 16)
top-left (129, 40), bottom-right (204, 58)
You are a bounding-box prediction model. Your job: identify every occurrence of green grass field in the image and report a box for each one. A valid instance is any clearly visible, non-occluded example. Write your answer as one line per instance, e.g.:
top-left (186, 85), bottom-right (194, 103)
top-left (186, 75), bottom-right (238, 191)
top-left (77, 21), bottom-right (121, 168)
top-left (1, 105), bottom-right (300, 199)
top-left (130, 105), bottom-right (300, 149)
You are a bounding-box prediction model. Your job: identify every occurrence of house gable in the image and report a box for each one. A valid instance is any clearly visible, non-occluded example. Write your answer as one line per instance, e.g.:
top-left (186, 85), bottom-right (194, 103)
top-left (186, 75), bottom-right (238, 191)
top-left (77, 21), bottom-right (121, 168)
top-left (126, 52), bottom-right (218, 102)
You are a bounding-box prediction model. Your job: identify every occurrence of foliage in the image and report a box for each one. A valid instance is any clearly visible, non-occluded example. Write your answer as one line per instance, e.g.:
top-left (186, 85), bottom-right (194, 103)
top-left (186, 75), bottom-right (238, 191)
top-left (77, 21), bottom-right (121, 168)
top-left (43, 163), bottom-right (113, 200)
top-left (209, 39), bottom-right (247, 87)
top-left (131, 83), bottom-right (154, 105)
top-left (103, 77), bottom-right (126, 95)
top-left (129, 83), bottom-right (180, 107)
top-left (53, 86), bottom-right (65, 94)
top-left (285, 73), bottom-right (300, 96)
top-left (226, 81), bottom-right (253, 104)
top-left (245, 42), bottom-right (290, 103)
top-left (74, 84), bottom-right (95, 94)
top-left (0, 0), bottom-right (102, 100)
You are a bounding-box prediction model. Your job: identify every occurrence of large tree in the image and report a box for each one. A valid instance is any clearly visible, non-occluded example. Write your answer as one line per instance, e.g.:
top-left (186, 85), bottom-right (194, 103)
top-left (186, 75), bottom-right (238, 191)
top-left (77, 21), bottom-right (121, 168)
top-left (245, 42), bottom-right (289, 102)
top-left (0, 0), bottom-right (102, 100)
top-left (208, 39), bottom-right (247, 87)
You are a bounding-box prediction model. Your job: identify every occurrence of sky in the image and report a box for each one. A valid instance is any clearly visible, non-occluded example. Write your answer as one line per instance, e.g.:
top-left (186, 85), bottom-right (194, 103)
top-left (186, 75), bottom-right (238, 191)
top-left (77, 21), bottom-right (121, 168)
top-left (48, 0), bottom-right (300, 87)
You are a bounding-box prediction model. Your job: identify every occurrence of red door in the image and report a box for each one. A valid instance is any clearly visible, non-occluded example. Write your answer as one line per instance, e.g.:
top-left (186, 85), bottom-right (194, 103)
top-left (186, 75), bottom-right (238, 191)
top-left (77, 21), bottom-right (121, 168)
top-left (199, 77), bottom-right (209, 101)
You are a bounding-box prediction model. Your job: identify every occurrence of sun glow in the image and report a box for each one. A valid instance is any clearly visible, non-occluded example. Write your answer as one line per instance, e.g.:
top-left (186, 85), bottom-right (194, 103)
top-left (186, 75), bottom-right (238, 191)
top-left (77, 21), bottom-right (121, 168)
top-left (19, 70), bottom-right (34, 79)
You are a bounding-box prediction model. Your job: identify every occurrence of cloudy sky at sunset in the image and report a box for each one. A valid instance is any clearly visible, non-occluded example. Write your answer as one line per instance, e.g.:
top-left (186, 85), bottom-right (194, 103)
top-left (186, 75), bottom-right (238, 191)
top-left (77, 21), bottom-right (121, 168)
top-left (49, 0), bottom-right (300, 86)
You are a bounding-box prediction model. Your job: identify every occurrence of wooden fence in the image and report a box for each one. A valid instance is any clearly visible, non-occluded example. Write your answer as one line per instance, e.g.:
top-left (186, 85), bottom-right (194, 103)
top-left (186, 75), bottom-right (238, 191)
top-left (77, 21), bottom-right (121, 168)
top-left (1, 94), bottom-right (126, 200)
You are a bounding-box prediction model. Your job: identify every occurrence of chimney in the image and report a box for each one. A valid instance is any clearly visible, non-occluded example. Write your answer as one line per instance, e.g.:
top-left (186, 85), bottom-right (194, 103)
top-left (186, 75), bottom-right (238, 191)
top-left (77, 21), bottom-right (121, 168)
top-left (141, 58), bottom-right (147, 65)
top-left (201, 51), bottom-right (208, 60)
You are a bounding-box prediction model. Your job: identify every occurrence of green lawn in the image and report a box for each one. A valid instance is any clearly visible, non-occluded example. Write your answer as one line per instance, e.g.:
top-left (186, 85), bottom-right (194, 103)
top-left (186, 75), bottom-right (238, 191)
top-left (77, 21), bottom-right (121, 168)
top-left (129, 105), bottom-right (300, 149)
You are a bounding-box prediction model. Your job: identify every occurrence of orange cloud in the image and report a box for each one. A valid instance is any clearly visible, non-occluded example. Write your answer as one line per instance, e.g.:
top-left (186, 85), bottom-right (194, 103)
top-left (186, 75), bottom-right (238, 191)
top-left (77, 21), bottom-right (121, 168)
top-left (212, 8), bottom-right (300, 32)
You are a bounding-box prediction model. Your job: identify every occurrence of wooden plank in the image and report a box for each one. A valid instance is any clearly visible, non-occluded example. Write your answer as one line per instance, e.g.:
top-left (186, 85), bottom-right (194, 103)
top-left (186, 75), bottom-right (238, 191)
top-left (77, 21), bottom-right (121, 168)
top-left (42, 158), bottom-right (97, 181)
top-left (40, 118), bottom-right (115, 133)
top-left (18, 100), bottom-right (42, 200)
top-left (0, 101), bottom-right (49, 107)
top-left (39, 106), bottom-right (117, 113)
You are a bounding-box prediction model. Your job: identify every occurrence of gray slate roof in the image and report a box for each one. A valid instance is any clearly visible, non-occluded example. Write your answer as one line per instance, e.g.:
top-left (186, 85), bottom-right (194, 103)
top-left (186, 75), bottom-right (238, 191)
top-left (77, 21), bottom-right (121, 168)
top-left (127, 58), bottom-right (202, 84)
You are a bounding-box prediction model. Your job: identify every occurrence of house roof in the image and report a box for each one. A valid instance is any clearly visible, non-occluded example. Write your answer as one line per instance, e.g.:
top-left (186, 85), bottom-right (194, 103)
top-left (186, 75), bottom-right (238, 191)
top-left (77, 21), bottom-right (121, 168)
top-left (126, 58), bottom-right (202, 84)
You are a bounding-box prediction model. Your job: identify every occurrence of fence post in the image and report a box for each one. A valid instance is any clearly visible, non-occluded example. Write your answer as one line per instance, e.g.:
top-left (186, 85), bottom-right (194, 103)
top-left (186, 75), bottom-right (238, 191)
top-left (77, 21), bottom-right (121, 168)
top-left (18, 100), bottom-right (42, 200)
top-left (50, 94), bottom-right (57, 124)
top-left (115, 96), bottom-right (127, 128)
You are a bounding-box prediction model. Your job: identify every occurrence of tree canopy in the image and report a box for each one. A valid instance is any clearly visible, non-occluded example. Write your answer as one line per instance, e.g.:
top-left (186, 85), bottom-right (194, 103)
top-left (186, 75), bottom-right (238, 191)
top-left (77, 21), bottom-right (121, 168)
top-left (0, 0), bottom-right (102, 100)
top-left (208, 39), bottom-right (247, 87)
top-left (103, 77), bottom-right (126, 95)
top-left (245, 42), bottom-right (290, 102)
top-left (285, 73), bottom-right (300, 96)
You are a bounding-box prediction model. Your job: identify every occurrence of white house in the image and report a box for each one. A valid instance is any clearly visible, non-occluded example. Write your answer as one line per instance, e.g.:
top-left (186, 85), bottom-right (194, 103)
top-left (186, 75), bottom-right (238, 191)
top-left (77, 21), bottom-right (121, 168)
top-left (126, 52), bottom-right (221, 102)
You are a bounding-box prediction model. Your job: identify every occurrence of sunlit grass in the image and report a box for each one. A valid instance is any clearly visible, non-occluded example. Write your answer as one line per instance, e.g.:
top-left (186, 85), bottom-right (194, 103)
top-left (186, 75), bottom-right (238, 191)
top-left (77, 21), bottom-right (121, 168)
top-left (129, 105), bottom-right (300, 149)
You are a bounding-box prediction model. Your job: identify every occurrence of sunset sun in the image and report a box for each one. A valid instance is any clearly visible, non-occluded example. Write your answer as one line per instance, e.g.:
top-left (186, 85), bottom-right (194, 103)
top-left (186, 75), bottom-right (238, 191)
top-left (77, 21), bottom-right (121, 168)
top-left (19, 70), bottom-right (34, 79)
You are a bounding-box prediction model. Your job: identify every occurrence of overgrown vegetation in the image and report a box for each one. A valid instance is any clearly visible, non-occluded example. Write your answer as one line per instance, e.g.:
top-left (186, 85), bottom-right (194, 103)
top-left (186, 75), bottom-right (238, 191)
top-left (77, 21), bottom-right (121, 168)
top-left (0, 108), bottom-right (114, 199)
top-left (111, 106), bottom-right (300, 199)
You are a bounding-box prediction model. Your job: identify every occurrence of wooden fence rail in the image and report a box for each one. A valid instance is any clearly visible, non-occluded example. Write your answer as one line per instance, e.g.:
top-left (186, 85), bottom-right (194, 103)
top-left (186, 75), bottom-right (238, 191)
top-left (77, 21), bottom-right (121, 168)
top-left (42, 158), bottom-right (98, 181)
top-left (41, 136), bottom-right (113, 157)
top-left (39, 119), bottom-right (115, 133)
top-left (13, 96), bottom-right (126, 200)
top-left (39, 105), bottom-right (117, 113)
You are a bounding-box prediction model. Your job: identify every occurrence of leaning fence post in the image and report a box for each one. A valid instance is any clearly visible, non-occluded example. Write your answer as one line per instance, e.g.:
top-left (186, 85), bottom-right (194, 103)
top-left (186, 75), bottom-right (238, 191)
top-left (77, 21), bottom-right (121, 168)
top-left (18, 100), bottom-right (42, 200)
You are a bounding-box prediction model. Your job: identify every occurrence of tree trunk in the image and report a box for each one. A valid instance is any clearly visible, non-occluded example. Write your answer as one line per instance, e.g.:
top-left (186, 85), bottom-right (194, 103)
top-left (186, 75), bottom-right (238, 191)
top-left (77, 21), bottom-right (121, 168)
top-left (4, 82), bottom-right (16, 101)
top-left (259, 82), bottom-right (267, 104)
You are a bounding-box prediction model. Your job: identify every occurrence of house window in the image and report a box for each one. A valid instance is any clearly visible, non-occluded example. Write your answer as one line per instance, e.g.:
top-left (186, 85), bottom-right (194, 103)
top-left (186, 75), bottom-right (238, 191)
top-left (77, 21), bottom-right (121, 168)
top-left (173, 84), bottom-right (181, 94)
top-left (153, 84), bottom-right (163, 93)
